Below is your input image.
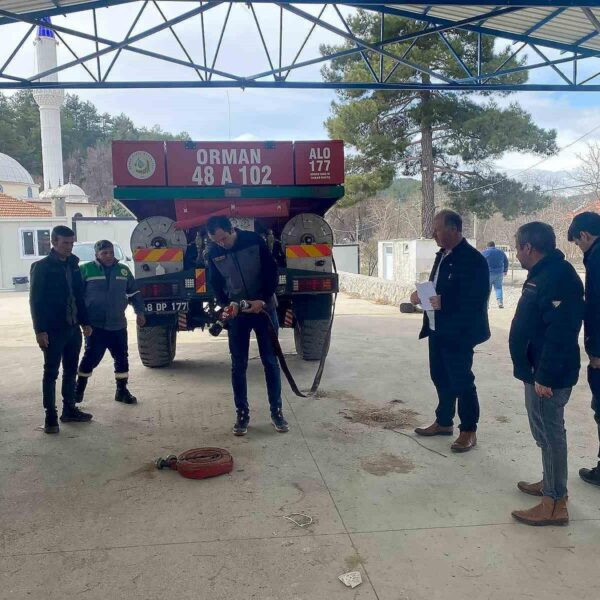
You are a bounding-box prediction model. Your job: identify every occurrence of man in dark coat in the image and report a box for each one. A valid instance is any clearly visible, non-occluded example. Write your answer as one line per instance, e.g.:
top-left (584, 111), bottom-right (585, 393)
top-left (29, 225), bottom-right (93, 434)
top-left (411, 210), bottom-right (490, 453)
top-left (568, 211), bottom-right (600, 486)
top-left (206, 215), bottom-right (288, 436)
top-left (510, 222), bottom-right (584, 526)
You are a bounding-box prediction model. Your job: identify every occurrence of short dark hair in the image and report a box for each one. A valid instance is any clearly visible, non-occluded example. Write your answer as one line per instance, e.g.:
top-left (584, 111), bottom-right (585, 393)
top-left (206, 215), bottom-right (233, 235)
top-left (568, 211), bottom-right (600, 241)
top-left (94, 239), bottom-right (113, 252)
top-left (516, 222), bottom-right (556, 254)
top-left (487, 241), bottom-right (495, 247)
top-left (51, 225), bottom-right (75, 241)
top-left (436, 209), bottom-right (462, 232)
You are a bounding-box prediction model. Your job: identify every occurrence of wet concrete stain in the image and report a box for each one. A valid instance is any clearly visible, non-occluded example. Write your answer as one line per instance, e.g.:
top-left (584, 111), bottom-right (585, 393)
top-left (361, 453), bottom-right (415, 476)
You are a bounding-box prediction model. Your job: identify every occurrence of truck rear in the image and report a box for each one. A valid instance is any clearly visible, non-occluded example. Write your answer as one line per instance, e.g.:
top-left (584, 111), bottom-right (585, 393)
top-left (112, 140), bottom-right (345, 367)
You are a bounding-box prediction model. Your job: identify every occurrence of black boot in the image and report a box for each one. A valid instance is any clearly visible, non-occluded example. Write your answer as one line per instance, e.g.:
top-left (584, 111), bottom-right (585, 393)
top-left (60, 403), bottom-right (93, 423)
top-left (44, 411), bottom-right (59, 434)
top-left (75, 376), bottom-right (88, 403)
top-left (579, 461), bottom-right (600, 487)
top-left (115, 379), bottom-right (137, 404)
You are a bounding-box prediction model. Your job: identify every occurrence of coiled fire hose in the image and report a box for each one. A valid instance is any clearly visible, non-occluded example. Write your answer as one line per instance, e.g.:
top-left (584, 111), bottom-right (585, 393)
top-left (155, 447), bottom-right (233, 479)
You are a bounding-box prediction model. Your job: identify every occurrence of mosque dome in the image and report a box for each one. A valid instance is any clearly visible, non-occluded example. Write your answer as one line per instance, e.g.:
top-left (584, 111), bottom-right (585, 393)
top-left (0, 153), bottom-right (35, 185)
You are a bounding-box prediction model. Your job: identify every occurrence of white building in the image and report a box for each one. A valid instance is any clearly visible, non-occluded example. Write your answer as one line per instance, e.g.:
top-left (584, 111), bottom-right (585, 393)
top-left (0, 153), bottom-right (40, 200)
top-left (0, 192), bottom-right (67, 289)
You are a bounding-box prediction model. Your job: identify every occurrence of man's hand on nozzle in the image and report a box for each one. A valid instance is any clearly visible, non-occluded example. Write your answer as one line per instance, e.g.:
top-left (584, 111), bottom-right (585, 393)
top-left (242, 300), bottom-right (266, 314)
top-left (410, 290), bottom-right (420, 305)
top-left (136, 314), bottom-right (146, 327)
top-left (590, 356), bottom-right (600, 369)
top-left (82, 325), bottom-right (93, 337)
top-left (36, 332), bottom-right (49, 349)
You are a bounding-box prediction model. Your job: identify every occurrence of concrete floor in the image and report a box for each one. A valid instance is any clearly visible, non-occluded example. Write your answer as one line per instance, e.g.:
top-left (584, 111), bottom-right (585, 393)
top-left (1, 292), bottom-right (599, 600)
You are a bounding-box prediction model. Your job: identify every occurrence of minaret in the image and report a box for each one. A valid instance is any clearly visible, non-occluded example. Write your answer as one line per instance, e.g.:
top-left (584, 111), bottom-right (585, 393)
top-left (32, 17), bottom-right (64, 192)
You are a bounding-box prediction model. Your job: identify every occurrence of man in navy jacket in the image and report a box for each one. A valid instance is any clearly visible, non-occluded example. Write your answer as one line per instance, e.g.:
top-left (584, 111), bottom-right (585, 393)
top-left (206, 216), bottom-right (288, 436)
top-left (568, 212), bottom-right (600, 487)
top-left (510, 222), bottom-right (583, 526)
top-left (411, 210), bottom-right (490, 453)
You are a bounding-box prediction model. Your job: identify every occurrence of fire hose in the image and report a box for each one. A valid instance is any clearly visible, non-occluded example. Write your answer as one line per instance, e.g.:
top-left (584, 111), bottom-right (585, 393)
top-left (155, 447), bottom-right (233, 479)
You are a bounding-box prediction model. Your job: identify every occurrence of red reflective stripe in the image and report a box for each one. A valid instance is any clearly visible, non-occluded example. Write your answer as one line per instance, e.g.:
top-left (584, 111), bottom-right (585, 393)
top-left (134, 248), bottom-right (151, 261)
top-left (161, 248), bottom-right (179, 261)
top-left (315, 244), bottom-right (332, 256)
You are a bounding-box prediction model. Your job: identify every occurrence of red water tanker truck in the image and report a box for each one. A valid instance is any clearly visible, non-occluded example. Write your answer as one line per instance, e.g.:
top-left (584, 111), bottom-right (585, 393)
top-left (112, 139), bottom-right (345, 367)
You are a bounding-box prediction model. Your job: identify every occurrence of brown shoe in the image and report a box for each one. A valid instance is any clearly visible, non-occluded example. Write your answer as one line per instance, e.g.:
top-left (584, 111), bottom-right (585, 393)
top-left (511, 496), bottom-right (569, 526)
top-left (451, 431), bottom-right (477, 452)
top-left (414, 422), bottom-right (453, 437)
top-left (517, 480), bottom-right (543, 496)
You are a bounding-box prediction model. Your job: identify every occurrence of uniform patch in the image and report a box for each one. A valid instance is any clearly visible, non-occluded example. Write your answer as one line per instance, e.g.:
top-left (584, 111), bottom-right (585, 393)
top-left (552, 300), bottom-right (561, 308)
top-left (213, 255), bottom-right (225, 262)
top-left (121, 268), bottom-right (128, 277)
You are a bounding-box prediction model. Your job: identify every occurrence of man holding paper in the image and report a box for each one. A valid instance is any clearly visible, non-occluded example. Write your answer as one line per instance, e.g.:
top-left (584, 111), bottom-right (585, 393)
top-left (411, 210), bottom-right (490, 452)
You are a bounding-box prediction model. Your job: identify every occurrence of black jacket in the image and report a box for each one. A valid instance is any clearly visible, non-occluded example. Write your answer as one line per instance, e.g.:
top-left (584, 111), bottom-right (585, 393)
top-left (509, 250), bottom-right (584, 388)
top-left (583, 237), bottom-right (600, 357)
top-left (419, 238), bottom-right (491, 347)
top-left (207, 229), bottom-right (278, 308)
top-left (29, 250), bottom-right (89, 334)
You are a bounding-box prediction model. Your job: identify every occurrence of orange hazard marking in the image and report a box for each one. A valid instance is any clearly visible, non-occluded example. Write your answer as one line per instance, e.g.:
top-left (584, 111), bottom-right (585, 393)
top-left (285, 244), bottom-right (332, 259)
top-left (195, 268), bottom-right (206, 293)
top-left (133, 248), bottom-right (184, 262)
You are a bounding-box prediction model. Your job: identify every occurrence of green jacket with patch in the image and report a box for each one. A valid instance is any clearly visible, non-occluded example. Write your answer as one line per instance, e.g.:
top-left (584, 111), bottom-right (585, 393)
top-left (80, 260), bottom-right (144, 331)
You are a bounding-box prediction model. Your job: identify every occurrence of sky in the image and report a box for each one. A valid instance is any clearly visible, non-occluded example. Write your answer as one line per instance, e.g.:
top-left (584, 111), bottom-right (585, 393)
top-left (1, 2), bottom-right (600, 175)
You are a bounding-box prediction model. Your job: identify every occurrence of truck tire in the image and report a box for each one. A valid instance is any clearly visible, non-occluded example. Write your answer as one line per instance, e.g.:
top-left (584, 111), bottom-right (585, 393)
top-left (294, 319), bottom-right (330, 361)
top-left (137, 324), bottom-right (177, 368)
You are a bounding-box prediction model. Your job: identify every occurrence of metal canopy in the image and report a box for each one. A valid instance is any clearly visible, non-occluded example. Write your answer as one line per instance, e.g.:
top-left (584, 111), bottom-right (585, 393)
top-left (1, 1), bottom-right (600, 91)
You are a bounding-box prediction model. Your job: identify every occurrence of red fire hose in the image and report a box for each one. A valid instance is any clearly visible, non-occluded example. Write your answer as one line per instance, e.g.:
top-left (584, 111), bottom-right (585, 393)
top-left (155, 447), bottom-right (233, 479)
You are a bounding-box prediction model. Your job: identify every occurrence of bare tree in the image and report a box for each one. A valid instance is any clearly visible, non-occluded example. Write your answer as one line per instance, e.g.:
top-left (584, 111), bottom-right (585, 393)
top-left (82, 144), bottom-right (113, 211)
top-left (573, 142), bottom-right (600, 199)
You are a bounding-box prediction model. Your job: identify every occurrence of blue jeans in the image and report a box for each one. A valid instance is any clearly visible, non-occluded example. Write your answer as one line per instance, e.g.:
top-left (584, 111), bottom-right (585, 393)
top-left (489, 272), bottom-right (504, 304)
top-left (227, 308), bottom-right (282, 416)
top-left (524, 383), bottom-right (571, 500)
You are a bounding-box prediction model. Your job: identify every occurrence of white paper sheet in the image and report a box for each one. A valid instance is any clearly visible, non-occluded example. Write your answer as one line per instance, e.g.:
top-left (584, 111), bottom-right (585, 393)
top-left (416, 281), bottom-right (437, 311)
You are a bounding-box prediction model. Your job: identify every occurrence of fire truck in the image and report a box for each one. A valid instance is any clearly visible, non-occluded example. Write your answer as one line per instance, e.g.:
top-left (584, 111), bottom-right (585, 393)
top-left (112, 140), bottom-right (345, 368)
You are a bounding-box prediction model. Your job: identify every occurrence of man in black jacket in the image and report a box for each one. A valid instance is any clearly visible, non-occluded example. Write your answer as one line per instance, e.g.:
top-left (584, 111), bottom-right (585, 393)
top-left (206, 216), bottom-right (288, 436)
top-left (29, 226), bottom-right (93, 434)
top-left (510, 222), bottom-right (584, 526)
top-left (568, 212), bottom-right (600, 486)
top-left (411, 210), bottom-right (490, 452)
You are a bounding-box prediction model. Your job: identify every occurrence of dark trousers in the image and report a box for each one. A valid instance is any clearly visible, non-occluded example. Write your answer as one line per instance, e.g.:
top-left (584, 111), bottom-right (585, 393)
top-left (428, 333), bottom-right (479, 431)
top-left (78, 328), bottom-right (129, 378)
top-left (227, 308), bottom-right (282, 415)
top-left (589, 366), bottom-right (600, 458)
top-left (42, 326), bottom-right (82, 413)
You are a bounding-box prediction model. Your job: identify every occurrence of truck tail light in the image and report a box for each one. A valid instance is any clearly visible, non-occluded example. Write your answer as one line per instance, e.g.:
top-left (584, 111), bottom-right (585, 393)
top-left (293, 278), bottom-right (334, 292)
top-left (141, 283), bottom-right (179, 298)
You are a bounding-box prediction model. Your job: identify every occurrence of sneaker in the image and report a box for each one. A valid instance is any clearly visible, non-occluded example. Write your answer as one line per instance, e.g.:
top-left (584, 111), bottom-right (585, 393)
top-left (44, 413), bottom-right (59, 434)
top-left (232, 413), bottom-right (249, 436)
top-left (60, 406), bottom-right (93, 423)
top-left (271, 411), bottom-right (289, 433)
top-left (579, 462), bottom-right (600, 487)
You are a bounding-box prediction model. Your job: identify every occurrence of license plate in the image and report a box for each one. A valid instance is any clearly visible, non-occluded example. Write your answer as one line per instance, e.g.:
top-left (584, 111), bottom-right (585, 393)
top-left (144, 300), bottom-right (189, 313)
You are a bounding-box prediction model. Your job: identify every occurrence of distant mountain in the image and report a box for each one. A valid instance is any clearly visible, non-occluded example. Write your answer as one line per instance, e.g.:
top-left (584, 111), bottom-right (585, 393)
top-left (501, 168), bottom-right (577, 195)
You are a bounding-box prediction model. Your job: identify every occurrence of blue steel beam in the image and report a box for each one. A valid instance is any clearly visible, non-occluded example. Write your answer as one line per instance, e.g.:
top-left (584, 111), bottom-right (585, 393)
top-left (279, 2), bottom-right (458, 83)
top-left (354, 4), bottom-right (600, 58)
top-left (247, 6), bottom-right (522, 81)
top-left (523, 7), bottom-right (566, 34)
top-left (1, 80), bottom-right (600, 91)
